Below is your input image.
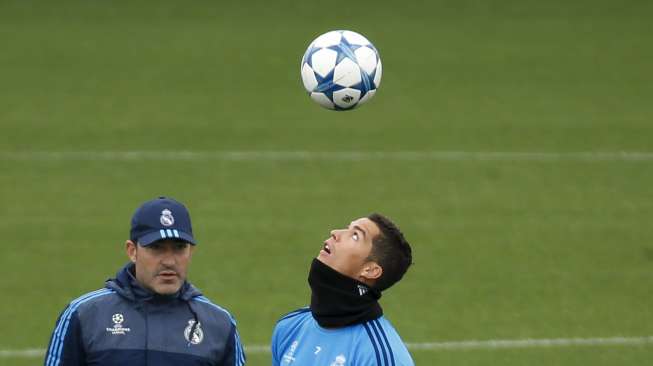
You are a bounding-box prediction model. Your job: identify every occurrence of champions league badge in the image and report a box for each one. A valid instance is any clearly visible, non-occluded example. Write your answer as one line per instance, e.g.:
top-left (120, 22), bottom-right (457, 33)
top-left (160, 209), bottom-right (175, 227)
top-left (184, 320), bottom-right (204, 345)
top-left (106, 313), bottom-right (131, 335)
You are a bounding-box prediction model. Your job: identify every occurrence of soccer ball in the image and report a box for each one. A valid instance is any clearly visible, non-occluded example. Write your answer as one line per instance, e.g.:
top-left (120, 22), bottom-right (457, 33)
top-left (300, 30), bottom-right (382, 111)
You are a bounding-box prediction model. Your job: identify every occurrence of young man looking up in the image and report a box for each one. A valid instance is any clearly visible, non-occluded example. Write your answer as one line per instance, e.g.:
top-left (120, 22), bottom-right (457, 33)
top-left (272, 213), bottom-right (414, 366)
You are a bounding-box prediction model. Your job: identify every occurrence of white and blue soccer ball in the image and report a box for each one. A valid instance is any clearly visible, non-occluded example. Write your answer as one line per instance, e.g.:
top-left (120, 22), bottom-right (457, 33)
top-left (300, 30), bottom-right (382, 111)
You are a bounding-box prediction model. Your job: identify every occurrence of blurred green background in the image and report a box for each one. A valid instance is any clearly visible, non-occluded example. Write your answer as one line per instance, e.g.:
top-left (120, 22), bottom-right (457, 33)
top-left (1, 0), bottom-right (652, 365)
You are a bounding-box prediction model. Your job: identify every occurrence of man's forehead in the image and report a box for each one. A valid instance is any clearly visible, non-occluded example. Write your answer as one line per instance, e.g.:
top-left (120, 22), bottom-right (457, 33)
top-left (350, 217), bottom-right (380, 237)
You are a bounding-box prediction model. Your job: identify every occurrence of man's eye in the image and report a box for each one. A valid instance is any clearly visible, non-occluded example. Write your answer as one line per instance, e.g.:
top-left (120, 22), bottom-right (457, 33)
top-left (352, 233), bottom-right (359, 241)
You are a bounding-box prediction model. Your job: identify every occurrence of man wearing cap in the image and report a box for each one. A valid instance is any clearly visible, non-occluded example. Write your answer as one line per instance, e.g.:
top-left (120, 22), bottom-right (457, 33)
top-left (44, 197), bottom-right (246, 366)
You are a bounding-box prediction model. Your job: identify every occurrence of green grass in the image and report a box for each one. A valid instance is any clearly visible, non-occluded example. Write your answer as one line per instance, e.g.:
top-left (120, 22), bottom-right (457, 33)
top-left (1, 1), bottom-right (652, 365)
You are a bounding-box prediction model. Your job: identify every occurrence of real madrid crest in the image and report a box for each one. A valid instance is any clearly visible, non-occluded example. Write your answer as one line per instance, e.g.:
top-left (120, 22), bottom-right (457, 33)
top-left (160, 209), bottom-right (175, 226)
top-left (184, 320), bottom-right (204, 345)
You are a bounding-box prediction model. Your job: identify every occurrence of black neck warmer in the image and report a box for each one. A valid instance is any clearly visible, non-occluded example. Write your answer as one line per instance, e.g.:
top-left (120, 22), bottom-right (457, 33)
top-left (308, 258), bottom-right (383, 328)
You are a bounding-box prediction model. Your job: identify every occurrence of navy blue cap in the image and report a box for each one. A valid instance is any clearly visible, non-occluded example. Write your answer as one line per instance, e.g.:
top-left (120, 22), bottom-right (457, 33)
top-left (130, 197), bottom-right (196, 246)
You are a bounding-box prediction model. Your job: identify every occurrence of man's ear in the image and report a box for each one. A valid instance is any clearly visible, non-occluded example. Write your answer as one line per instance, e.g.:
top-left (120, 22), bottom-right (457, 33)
top-left (360, 261), bottom-right (383, 281)
top-left (126, 240), bottom-right (138, 263)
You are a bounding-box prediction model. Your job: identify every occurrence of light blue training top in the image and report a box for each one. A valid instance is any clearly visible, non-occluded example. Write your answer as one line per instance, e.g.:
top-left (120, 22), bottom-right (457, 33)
top-left (272, 308), bottom-right (414, 366)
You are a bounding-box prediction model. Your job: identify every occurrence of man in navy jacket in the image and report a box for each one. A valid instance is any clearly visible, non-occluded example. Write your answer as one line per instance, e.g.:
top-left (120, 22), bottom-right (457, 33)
top-left (44, 197), bottom-right (246, 366)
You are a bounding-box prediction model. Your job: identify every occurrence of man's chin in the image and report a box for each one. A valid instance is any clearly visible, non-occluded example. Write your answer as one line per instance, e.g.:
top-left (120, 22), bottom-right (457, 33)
top-left (152, 283), bottom-right (182, 296)
top-left (317, 249), bottom-right (333, 263)
top-left (316, 254), bottom-right (330, 266)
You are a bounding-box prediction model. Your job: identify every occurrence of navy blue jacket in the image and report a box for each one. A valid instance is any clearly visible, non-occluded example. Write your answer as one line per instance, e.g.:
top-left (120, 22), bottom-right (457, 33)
top-left (44, 263), bottom-right (246, 366)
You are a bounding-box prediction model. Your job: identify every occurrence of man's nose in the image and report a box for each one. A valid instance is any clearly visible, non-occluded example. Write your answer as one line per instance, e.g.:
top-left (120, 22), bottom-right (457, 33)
top-left (160, 248), bottom-right (176, 265)
top-left (329, 229), bottom-right (342, 240)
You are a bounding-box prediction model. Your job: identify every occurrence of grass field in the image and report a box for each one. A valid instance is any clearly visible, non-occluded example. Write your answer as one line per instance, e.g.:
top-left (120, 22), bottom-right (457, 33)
top-left (1, 1), bottom-right (652, 365)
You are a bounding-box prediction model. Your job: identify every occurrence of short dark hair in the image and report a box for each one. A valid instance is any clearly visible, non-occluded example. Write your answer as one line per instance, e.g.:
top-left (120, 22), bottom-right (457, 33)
top-left (366, 213), bottom-right (413, 291)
